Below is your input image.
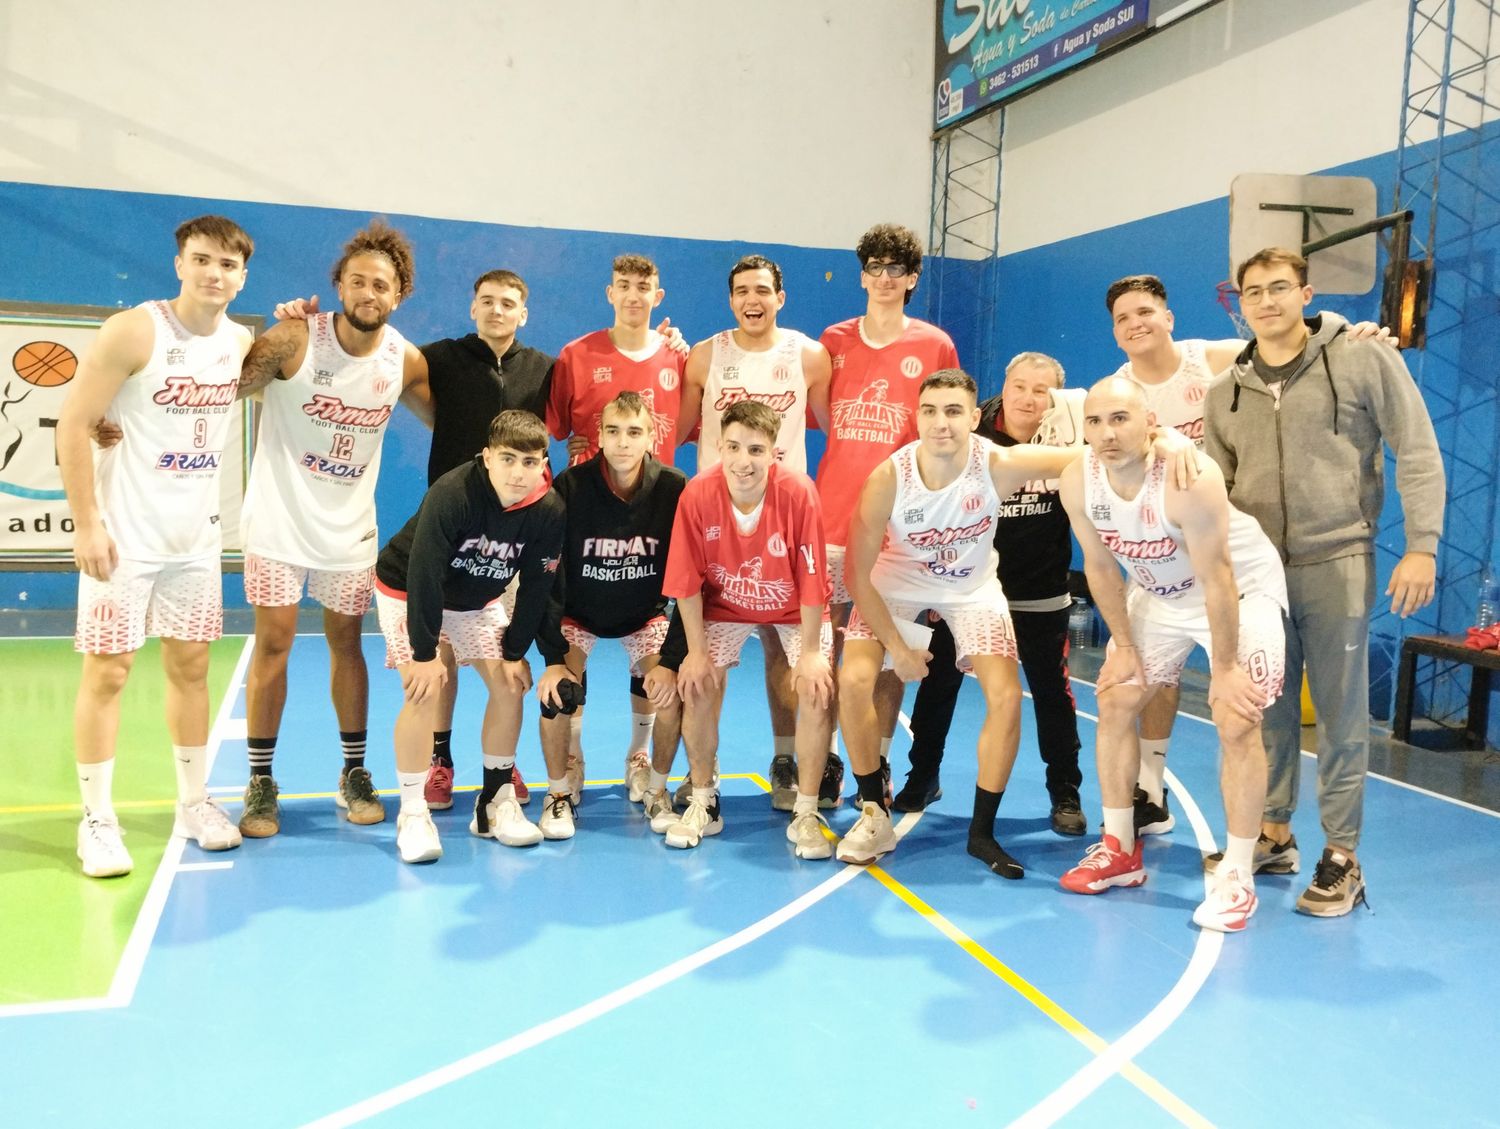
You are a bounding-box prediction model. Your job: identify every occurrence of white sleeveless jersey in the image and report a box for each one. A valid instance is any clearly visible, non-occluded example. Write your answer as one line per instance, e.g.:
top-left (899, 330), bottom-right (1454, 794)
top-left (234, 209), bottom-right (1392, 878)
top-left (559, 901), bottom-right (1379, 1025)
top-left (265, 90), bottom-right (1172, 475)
top-left (95, 300), bottom-right (244, 562)
top-left (698, 328), bottom-right (811, 473)
top-left (1083, 447), bottom-right (1286, 625)
top-left (242, 313), bottom-right (405, 569)
top-left (870, 435), bottom-right (1006, 606)
top-left (1114, 339), bottom-right (1216, 447)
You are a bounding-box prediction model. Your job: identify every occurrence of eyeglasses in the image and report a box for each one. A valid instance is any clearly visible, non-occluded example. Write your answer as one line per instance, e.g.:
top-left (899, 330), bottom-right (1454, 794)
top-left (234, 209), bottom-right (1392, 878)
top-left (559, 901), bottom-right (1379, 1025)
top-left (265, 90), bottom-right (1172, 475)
top-left (863, 261), bottom-right (911, 278)
top-left (1238, 280), bottom-right (1302, 303)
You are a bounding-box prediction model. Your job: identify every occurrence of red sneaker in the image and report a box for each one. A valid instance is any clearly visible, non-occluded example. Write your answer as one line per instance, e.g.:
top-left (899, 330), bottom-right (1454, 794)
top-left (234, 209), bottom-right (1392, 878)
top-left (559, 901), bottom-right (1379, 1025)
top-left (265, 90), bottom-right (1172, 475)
top-left (1060, 834), bottom-right (1147, 894)
top-left (511, 772), bottom-right (531, 806)
top-left (424, 762), bottom-right (454, 810)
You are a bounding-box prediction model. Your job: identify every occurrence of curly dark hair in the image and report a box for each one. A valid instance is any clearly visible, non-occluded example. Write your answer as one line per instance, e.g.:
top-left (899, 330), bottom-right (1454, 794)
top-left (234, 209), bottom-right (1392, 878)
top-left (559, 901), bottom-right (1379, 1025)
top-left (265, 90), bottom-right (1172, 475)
top-left (331, 218), bottom-right (415, 301)
top-left (856, 223), bottom-right (923, 305)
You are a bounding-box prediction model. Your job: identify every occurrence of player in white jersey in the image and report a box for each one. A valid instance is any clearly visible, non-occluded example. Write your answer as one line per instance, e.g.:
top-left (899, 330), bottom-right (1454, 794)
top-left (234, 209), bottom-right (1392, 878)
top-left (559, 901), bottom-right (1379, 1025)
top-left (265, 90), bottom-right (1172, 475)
top-left (234, 221), bottom-right (431, 838)
top-left (838, 371), bottom-right (1090, 877)
top-left (679, 255), bottom-right (832, 812)
top-left (1106, 274), bottom-right (1393, 837)
top-left (1058, 376), bottom-right (1287, 933)
top-left (56, 216), bottom-right (256, 878)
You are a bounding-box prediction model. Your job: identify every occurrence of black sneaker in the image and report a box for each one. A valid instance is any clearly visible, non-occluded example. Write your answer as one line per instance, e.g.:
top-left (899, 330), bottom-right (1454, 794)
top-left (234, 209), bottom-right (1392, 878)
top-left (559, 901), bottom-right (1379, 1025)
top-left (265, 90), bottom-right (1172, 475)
top-left (1133, 785), bottom-right (1175, 836)
top-left (768, 753), bottom-right (797, 812)
top-left (892, 773), bottom-right (943, 813)
top-left (1049, 796), bottom-right (1086, 836)
top-left (818, 754), bottom-right (845, 810)
top-left (880, 755), bottom-right (893, 809)
top-left (1205, 832), bottom-right (1300, 876)
top-left (1295, 848), bottom-right (1368, 917)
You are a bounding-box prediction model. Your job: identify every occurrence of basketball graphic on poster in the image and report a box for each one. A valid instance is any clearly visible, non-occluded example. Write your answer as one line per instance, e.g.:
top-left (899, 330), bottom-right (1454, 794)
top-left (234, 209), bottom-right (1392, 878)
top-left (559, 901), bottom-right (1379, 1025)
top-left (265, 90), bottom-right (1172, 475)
top-left (12, 341), bottom-right (78, 387)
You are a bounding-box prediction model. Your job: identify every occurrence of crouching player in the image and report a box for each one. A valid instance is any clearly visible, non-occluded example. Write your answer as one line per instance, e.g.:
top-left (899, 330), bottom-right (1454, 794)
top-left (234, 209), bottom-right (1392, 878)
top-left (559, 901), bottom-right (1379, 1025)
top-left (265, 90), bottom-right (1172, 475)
top-left (650, 401), bottom-right (836, 856)
top-left (373, 410), bottom-right (567, 863)
top-left (532, 391), bottom-right (687, 838)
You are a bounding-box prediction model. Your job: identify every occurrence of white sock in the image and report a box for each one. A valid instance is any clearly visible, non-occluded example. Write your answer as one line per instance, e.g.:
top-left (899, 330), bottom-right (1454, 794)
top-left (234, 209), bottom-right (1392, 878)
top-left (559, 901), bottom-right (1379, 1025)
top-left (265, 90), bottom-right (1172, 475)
top-left (77, 758), bottom-right (117, 822)
top-left (793, 792), bottom-right (818, 817)
top-left (397, 770), bottom-right (427, 815)
top-left (569, 709), bottom-right (585, 757)
top-left (1137, 739), bottom-right (1168, 803)
top-left (173, 744), bottom-right (208, 806)
top-left (1103, 806), bottom-right (1135, 852)
top-left (773, 735), bottom-right (795, 759)
top-left (547, 776), bottom-right (571, 797)
top-left (629, 712), bottom-right (653, 755)
top-left (1222, 833), bottom-right (1257, 877)
top-left (692, 784), bottom-right (717, 808)
top-left (879, 737), bottom-right (892, 761)
top-left (648, 769), bottom-right (668, 793)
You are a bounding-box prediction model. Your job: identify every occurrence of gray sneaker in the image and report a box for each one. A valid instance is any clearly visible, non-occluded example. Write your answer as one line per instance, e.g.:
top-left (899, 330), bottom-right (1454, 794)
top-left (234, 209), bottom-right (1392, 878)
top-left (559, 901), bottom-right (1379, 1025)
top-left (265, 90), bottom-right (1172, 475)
top-left (1295, 848), bottom-right (1368, 917)
top-left (1205, 832), bottom-right (1300, 876)
top-left (337, 767), bottom-right (386, 826)
top-left (239, 775), bottom-right (280, 838)
top-left (768, 754), bottom-right (797, 811)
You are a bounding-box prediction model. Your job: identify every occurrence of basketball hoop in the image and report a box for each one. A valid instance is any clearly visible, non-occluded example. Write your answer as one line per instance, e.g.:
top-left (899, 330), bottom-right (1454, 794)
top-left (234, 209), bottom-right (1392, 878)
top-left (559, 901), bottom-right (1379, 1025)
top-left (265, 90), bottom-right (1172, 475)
top-left (1215, 280), bottom-right (1252, 340)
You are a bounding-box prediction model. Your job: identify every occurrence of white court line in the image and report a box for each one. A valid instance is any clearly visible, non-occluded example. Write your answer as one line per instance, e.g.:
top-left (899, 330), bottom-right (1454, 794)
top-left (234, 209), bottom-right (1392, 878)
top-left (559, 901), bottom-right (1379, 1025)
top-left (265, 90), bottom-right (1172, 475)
top-left (1070, 673), bottom-right (1500, 818)
top-left (177, 861), bottom-right (235, 873)
top-left (300, 864), bottom-right (870, 1128)
top-left (0, 635), bottom-right (253, 1022)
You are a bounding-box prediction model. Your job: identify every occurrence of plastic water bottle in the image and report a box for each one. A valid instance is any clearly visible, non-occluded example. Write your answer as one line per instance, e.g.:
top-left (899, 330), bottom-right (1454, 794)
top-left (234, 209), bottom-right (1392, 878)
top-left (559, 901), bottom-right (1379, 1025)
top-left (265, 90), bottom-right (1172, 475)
top-left (1478, 563), bottom-right (1499, 629)
top-left (1068, 598), bottom-right (1092, 649)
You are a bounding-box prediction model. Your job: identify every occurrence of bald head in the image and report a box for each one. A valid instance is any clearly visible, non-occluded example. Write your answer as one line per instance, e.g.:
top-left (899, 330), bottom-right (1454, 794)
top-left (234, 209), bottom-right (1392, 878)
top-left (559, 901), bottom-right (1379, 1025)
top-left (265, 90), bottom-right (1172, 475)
top-left (1085, 375), bottom-right (1148, 415)
top-left (1083, 376), bottom-right (1154, 468)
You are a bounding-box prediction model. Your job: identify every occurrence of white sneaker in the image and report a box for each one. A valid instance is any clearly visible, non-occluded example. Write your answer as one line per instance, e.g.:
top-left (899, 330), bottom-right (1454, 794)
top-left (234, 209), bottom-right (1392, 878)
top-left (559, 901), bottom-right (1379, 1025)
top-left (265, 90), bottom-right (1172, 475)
top-left (468, 784), bottom-right (542, 847)
top-left (539, 792), bottom-right (576, 840)
top-left (173, 797), bottom-right (243, 851)
top-left (643, 789), bottom-right (676, 833)
top-left (787, 810), bottom-right (833, 860)
top-left (77, 816), bottom-right (132, 878)
top-left (396, 809), bottom-right (442, 864)
top-left (625, 751), bottom-right (652, 803)
top-left (835, 802), bottom-right (896, 865)
top-left (1193, 867), bottom-right (1258, 933)
top-left (664, 794), bottom-right (723, 849)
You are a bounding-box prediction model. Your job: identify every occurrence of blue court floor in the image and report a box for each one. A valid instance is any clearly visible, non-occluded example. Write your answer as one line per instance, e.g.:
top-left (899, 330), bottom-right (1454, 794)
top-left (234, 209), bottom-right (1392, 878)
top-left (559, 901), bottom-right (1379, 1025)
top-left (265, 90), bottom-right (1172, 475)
top-left (4, 631), bottom-right (1498, 1127)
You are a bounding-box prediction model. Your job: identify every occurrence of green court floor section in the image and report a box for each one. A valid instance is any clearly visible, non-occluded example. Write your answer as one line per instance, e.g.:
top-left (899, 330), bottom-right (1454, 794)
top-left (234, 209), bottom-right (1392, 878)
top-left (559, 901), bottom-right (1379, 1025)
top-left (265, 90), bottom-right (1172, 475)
top-left (0, 636), bottom-right (244, 1007)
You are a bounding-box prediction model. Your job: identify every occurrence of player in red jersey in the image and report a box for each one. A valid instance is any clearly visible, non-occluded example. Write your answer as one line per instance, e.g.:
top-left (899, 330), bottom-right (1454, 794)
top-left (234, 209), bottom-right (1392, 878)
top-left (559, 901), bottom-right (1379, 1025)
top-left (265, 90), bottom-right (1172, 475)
top-left (649, 401), bottom-right (835, 857)
top-left (815, 223), bottom-right (960, 805)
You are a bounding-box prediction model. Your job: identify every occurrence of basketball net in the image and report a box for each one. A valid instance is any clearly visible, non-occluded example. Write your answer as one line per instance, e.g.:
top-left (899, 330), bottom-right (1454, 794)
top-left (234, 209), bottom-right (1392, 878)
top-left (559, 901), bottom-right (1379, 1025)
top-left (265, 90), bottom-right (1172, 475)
top-left (1215, 281), bottom-right (1253, 340)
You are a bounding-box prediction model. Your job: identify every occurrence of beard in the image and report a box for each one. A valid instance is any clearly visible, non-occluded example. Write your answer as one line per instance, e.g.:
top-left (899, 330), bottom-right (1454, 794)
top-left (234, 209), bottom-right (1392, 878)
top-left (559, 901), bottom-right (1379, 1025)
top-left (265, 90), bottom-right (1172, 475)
top-left (343, 304), bottom-right (388, 333)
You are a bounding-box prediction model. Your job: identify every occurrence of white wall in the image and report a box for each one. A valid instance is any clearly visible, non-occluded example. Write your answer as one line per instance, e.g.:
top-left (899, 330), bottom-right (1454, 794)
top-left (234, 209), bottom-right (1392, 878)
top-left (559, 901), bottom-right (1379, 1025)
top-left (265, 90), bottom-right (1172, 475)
top-left (0, 0), bottom-right (935, 249)
top-left (997, 0), bottom-right (1410, 254)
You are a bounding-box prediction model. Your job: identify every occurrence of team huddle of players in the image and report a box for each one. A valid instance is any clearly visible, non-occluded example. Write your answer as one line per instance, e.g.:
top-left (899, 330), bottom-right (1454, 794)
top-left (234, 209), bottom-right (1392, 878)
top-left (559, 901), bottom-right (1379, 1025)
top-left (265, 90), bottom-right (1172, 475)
top-left (57, 213), bottom-right (1444, 935)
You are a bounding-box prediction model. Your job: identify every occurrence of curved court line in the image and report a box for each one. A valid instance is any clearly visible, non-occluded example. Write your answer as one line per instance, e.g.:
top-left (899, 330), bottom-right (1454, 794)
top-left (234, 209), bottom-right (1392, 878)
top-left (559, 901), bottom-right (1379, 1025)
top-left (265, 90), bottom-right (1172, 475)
top-left (0, 636), bottom-right (254, 1021)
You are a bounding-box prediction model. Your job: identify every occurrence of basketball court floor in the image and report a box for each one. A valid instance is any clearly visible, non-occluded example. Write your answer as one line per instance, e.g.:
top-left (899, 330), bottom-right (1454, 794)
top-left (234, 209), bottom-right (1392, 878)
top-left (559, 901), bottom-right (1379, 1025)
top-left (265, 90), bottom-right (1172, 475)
top-left (3, 629), bottom-right (1497, 1127)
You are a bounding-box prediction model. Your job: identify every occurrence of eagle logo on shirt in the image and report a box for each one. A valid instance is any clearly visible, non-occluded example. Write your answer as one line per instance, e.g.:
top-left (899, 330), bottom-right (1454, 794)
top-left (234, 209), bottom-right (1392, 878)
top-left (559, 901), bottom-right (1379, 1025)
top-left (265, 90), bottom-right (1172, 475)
top-left (830, 379), bottom-right (911, 438)
top-left (707, 556), bottom-right (794, 611)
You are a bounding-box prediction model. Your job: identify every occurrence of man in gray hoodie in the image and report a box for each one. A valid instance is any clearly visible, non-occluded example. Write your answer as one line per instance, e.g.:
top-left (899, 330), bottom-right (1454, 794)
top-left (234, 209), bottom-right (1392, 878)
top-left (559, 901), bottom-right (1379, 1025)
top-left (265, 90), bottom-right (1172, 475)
top-left (1204, 246), bottom-right (1444, 918)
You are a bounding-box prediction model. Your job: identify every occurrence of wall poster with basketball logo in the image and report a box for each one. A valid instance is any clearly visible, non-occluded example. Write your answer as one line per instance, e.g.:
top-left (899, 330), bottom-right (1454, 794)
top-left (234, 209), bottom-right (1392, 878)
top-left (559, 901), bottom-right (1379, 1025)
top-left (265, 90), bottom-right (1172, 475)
top-left (0, 301), bottom-right (258, 566)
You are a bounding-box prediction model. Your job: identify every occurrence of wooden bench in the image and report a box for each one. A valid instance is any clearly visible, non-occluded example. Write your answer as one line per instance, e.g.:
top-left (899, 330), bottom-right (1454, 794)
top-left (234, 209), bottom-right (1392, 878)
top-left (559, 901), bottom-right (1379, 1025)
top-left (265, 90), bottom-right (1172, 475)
top-left (1392, 633), bottom-right (1500, 749)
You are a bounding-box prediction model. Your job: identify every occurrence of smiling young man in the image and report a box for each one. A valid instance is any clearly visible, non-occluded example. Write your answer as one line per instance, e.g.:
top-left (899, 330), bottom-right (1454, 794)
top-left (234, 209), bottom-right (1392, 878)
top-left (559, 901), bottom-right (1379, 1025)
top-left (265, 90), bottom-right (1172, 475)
top-left (1058, 377), bottom-right (1287, 933)
top-left (677, 254), bottom-right (833, 811)
top-left (234, 221), bottom-right (431, 838)
top-left (534, 392), bottom-right (686, 837)
top-left (56, 215), bottom-right (255, 877)
top-left (1204, 246), bottom-right (1444, 917)
top-left (650, 401), bottom-right (835, 857)
top-left (373, 410), bottom-right (568, 864)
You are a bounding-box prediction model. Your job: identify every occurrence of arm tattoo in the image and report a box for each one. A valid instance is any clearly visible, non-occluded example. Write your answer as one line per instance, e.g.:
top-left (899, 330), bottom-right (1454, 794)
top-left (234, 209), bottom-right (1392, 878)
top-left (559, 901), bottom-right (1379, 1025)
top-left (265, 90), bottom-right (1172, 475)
top-left (238, 328), bottom-right (301, 397)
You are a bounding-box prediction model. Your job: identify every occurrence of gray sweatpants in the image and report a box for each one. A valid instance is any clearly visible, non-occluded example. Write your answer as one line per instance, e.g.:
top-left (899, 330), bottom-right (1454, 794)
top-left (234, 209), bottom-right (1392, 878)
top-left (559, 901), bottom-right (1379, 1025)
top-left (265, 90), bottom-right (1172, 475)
top-left (1261, 553), bottom-right (1376, 851)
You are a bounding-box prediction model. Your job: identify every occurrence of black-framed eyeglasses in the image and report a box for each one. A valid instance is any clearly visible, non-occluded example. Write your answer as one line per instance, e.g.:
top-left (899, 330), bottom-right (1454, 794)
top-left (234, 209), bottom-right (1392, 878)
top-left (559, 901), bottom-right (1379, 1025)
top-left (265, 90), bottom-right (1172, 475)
top-left (863, 261), bottom-right (910, 278)
top-left (1238, 280), bottom-right (1301, 303)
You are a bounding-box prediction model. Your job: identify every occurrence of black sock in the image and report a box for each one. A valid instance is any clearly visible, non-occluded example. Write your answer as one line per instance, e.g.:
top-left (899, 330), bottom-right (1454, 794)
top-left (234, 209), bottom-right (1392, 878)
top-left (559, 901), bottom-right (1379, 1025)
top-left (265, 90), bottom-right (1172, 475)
top-left (247, 737), bottom-right (276, 779)
top-left (970, 784), bottom-right (1002, 835)
top-left (967, 786), bottom-right (1023, 878)
top-left (854, 769), bottom-right (887, 808)
top-left (340, 730), bottom-right (367, 773)
top-left (432, 730), bottom-right (454, 768)
top-left (477, 762), bottom-right (514, 808)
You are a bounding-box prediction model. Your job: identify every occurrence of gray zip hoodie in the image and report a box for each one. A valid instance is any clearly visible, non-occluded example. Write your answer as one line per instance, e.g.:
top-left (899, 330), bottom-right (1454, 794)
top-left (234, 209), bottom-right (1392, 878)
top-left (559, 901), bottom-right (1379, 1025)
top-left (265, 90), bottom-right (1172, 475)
top-left (1203, 312), bottom-right (1444, 566)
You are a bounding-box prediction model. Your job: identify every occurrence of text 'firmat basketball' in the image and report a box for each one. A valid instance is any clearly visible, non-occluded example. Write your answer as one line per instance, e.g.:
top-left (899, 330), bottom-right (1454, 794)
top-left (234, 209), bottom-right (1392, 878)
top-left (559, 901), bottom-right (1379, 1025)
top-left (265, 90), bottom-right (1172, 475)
top-left (13, 341), bottom-right (78, 387)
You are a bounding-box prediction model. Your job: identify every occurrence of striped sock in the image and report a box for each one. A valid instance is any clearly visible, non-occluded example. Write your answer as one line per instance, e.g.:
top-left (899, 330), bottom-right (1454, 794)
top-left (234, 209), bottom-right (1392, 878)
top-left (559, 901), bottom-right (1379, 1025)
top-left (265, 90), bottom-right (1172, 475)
top-left (340, 730), bottom-right (367, 773)
top-left (247, 737), bottom-right (276, 779)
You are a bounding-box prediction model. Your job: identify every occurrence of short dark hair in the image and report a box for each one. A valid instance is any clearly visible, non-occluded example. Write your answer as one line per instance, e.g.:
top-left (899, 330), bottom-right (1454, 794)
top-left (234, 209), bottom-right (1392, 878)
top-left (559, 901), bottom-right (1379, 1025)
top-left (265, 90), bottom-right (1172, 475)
top-left (1236, 246), bottom-right (1309, 288)
top-left (473, 269), bottom-right (528, 302)
top-left (331, 218), bottom-right (415, 301)
top-left (856, 223), bottom-right (923, 306)
top-left (728, 254), bottom-right (783, 294)
top-left (613, 253), bottom-right (659, 281)
top-left (486, 409), bottom-right (548, 453)
top-left (920, 368), bottom-right (978, 399)
top-left (720, 400), bottom-right (780, 443)
top-left (174, 215), bottom-right (254, 264)
top-left (601, 390), bottom-right (650, 424)
top-left (1104, 274), bottom-right (1167, 312)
